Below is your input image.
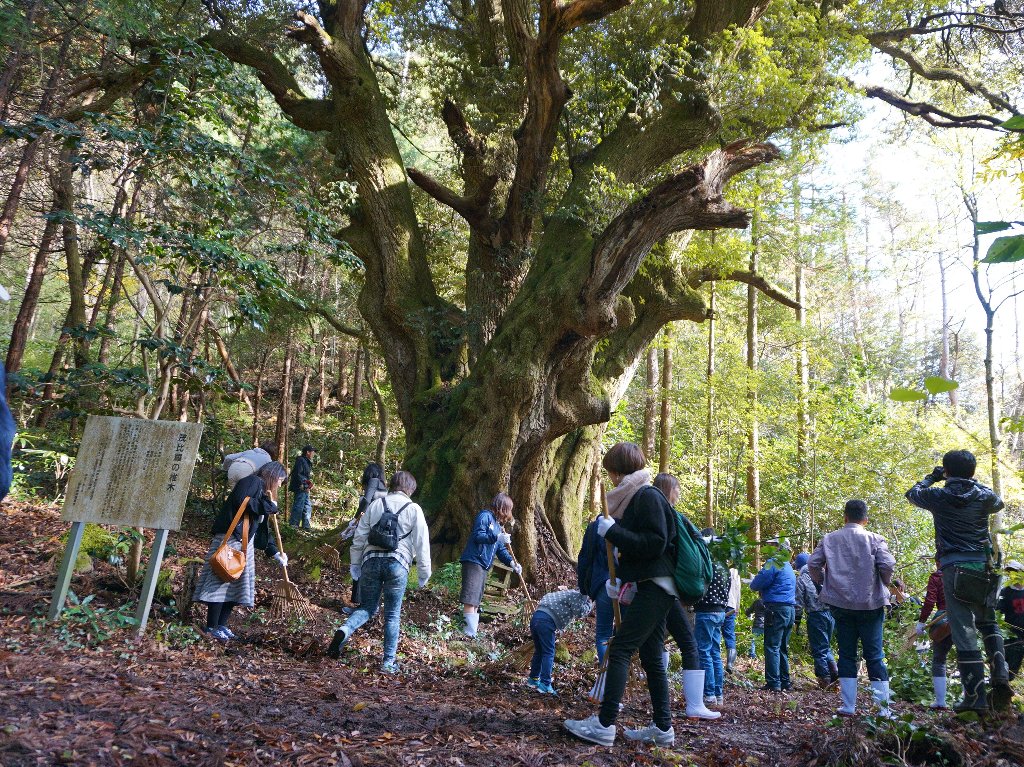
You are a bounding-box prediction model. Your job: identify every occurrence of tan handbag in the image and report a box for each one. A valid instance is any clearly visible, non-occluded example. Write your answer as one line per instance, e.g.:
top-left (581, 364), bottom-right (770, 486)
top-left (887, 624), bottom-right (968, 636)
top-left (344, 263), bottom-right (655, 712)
top-left (210, 497), bottom-right (251, 583)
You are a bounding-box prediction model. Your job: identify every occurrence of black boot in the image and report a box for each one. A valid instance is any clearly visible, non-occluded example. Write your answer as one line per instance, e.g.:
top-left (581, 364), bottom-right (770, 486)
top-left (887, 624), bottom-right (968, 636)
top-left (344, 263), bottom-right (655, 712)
top-left (726, 648), bottom-right (737, 673)
top-left (327, 628), bottom-right (349, 659)
top-left (828, 659), bottom-right (840, 686)
top-left (955, 652), bottom-right (988, 712)
top-left (983, 629), bottom-right (1013, 711)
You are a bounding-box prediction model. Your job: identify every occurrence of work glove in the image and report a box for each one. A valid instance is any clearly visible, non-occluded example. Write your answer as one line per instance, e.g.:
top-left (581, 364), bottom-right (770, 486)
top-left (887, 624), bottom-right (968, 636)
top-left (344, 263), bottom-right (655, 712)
top-left (915, 621), bottom-right (926, 636)
top-left (926, 466), bottom-right (945, 483)
top-left (499, 532), bottom-right (512, 546)
top-left (273, 552), bottom-right (288, 568)
top-left (605, 578), bottom-right (622, 600)
top-left (513, 563), bottom-right (523, 575)
top-left (597, 516), bottom-right (615, 537)
top-left (350, 564), bottom-right (361, 581)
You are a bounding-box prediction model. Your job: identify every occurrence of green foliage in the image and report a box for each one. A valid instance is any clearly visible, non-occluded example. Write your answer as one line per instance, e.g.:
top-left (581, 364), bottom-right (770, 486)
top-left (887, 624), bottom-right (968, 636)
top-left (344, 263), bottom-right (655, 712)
top-left (983, 234), bottom-right (1024, 264)
top-left (48, 592), bottom-right (139, 648)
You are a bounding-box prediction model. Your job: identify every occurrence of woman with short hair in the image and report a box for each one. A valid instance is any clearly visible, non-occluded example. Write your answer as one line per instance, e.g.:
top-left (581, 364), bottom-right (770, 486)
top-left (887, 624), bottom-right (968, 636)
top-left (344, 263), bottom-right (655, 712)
top-left (193, 461), bottom-right (288, 641)
top-left (327, 470), bottom-right (432, 673)
top-left (459, 492), bottom-right (520, 638)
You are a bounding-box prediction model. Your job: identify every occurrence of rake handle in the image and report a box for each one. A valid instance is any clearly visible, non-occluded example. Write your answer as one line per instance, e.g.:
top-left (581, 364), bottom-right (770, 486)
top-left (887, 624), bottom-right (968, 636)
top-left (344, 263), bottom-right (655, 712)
top-left (506, 546), bottom-right (536, 611)
top-left (270, 514), bottom-right (293, 585)
top-left (601, 484), bottom-right (621, 630)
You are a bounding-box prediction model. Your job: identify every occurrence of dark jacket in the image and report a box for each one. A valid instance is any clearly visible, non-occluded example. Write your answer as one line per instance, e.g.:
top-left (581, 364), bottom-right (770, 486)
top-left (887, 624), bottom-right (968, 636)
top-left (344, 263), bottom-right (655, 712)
top-left (289, 454), bottom-right (313, 493)
top-left (998, 586), bottom-right (1024, 634)
top-left (906, 477), bottom-right (1003, 567)
top-left (212, 474), bottom-right (279, 556)
top-left (746, 598), bottom-right (766, 630)
top-left (357, 477), bottom-right (387, 517)
top-left (695, 562), bottom-right (731, 612)
top-left (0, 366), bottom-right (13, 503)
top-left (460, 509), bottom-right (514, 570)
top-left (577, 516), bottom-right (613, 600)
top-left (603, 486), bottom-right (675, 584)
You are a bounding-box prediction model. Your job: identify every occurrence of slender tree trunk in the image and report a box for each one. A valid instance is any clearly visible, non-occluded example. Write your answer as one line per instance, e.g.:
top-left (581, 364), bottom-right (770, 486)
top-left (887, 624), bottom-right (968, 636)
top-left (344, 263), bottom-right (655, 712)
top-left (316, 338), bottom-right (328, 415)
top-left (0, 29), bottom-right (71, 264)
top-left (336, 343), bottom-right (350, 403)
top-left (938, 249), bottom-right (958, 409)
top-left (6, 210), bottom-right (58, 373)
top-left (747, 209), bottom-right (761, 563)
top-left (208, 323), bottom-right (253, 412)
top-left (351, 344), bottom-right (363, 439)
top-left (841, 192), bottom-right (871, 398)
top-left (0, 0), bottom-right (43, 121)
top-left (296, 364), bottom-right (312, 431)
top-left (251, 349), bottom-right (270, 446)
top-left (642, 345), bottom-right (658, 459)
top-left (363, 347), bottom-right (389, 465)
top-left (705, 282), bottom-right (716, 527)
top-left (794, 176), bottom-right (810, 539)
top-left (659, 325), bottom-right (673, 473)
top-left (275, 333), bottom-right (295, 463)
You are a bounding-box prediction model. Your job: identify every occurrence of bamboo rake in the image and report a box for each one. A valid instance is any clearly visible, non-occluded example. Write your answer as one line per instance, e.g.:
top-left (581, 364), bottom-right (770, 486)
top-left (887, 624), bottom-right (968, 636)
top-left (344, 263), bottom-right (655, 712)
top-left (269, 514), bottom-right (316, 621)
top-left (506, 546), bottom-right (536, 613)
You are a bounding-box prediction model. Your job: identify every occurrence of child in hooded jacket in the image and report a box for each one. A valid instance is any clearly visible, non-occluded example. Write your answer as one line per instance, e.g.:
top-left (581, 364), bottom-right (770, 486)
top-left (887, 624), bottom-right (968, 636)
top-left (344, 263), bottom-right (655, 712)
top-left (528, 589), bottom-right (593, 694)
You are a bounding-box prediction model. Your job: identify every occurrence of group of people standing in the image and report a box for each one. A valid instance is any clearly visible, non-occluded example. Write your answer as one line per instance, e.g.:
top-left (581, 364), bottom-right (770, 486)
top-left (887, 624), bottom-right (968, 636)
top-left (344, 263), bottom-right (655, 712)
top-left (190, 439), bottom-right (1020, 749)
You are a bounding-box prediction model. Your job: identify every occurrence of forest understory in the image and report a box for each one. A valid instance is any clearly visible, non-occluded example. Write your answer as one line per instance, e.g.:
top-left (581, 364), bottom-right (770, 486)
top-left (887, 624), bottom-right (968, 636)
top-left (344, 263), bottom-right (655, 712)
top-left (1, 502), bottom-right (1022, 767)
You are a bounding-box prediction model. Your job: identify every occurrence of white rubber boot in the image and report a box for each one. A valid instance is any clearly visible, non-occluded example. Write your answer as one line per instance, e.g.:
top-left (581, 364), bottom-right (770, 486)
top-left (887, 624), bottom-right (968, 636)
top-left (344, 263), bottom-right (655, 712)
top-left (837, 678), bottom-right (857, 716)
top-left (463, 611), bottom-right (479, 638)
top-left (683, 670), bottom-right (721, 720)
top-left (930, 676), bottom-right (947, 709)
top-left (870, 680), bottom-right (895, 719)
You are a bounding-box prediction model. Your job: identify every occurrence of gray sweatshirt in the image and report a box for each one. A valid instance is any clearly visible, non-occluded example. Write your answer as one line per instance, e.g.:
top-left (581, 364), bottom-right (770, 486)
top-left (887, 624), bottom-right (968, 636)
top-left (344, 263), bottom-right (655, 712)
top-left (807, 523), bottom-right (895, 611)
top-left (536, 590), bottom-right (593, 631)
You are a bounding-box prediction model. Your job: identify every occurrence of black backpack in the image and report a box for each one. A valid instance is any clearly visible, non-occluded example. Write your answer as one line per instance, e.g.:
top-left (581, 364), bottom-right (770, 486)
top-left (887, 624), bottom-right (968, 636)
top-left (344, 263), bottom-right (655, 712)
top-left (367, 500), bottom-right (413, 552)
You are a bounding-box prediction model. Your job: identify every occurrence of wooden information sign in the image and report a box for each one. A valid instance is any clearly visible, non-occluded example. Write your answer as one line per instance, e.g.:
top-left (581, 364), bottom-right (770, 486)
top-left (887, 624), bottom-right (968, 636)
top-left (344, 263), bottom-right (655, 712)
top-left (50, 416), bottom-right (203, 632)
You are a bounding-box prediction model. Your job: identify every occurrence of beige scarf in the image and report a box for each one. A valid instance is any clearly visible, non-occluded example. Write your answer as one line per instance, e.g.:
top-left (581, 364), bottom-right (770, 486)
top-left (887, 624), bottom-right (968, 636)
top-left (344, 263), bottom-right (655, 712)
top-left (605, 469), bottom-right (652, 519)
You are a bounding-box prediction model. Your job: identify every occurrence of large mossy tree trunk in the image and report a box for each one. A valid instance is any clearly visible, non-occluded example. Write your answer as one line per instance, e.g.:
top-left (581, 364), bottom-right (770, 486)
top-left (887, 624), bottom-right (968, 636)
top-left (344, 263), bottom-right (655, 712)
top-left (206, 0), bottom-right (801, 576)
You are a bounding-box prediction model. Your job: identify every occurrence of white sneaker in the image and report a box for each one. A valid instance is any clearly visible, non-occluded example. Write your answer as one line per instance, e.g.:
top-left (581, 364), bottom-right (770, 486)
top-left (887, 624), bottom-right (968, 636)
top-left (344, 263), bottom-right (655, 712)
top-left (704, 695), bottom-right (718, 706)
top-left (716, 695), bottom-right (724, 706)
top-left (624, 722), bottom-right (675, 746)
top-left (564, 714), bottom-right (616, 746)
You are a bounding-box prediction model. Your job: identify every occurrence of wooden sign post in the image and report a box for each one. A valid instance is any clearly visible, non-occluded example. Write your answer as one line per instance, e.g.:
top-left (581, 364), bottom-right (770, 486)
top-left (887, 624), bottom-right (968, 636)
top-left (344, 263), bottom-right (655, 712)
top-left (49, 416), bottom-right (203, 633)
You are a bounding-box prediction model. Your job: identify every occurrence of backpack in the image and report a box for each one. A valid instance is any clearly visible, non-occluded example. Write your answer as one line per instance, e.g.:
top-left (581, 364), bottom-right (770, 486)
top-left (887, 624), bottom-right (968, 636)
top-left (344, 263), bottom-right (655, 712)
top-left (670, 508), bottom-right (714, 605)
top-left (367, 499), bottom-right (413, 552)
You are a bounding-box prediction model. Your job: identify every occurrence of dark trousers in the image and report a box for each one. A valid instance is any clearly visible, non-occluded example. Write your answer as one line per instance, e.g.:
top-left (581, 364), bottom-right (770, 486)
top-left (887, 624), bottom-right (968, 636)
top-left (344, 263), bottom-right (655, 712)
top-left (763, 603), bottom-right (795, 690)
top-left (932, 633), bottom-right (953, 677)
top-left (1007, 631), bottom-right (1024, 681)
top-left (941, 566), bottom-right (1008, 684)
top-left (831, 606), bottom-right (887, 681)
top-left (665, 600), bottom-right (701, 671)
top-left (805, 609), bottom-right (836, 678)
top-left (529, 611), bottom-right (557, 685)
top-left (598, 581), bottom-right (674, 730)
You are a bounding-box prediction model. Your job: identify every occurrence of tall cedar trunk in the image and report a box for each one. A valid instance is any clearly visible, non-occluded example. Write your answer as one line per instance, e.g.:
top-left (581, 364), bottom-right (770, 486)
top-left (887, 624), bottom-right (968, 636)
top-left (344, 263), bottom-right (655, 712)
top-left (6, 209), bottom-right (59, 373)
top-left (658, 326), bottom-right (673, 473)
top-left (275, 333), bottom-right (295, 467)
top-left (350, 344), bottom-right (363, 439)
top-left (841, 192), bottom-right (871, 398)
top-left (642, 346), bottom-right (658, 459)
top-left (316, 338), bottom-right (328, 415)
top-left (336, 343), bottom-right (350, 403)
top-left (209, 323), bottom-right (254, 412)
top-left (705, 282), bottom-right (716, 528)
top-left (251, 349), bottom-right (270, 446)
top-left (0, 29), bottom-right (71, 264)
top-left (747, 210), bottom-right (761, 563)
top-left (363, 348), bottom-right (389, 465)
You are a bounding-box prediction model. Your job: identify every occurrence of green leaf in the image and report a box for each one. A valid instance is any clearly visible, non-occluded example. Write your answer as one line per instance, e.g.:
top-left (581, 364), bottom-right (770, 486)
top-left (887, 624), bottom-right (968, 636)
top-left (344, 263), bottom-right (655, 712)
top-left (924, 376), bottom-right (959, 395)
top-left (889, 387), bottom-right (928, 402)
top-left (1002, 115), bottom-right (1024, 131)
top-left (983, 235), bottom-right (1024, 264)
top-left (975, 221), bottom-right (1015, 235)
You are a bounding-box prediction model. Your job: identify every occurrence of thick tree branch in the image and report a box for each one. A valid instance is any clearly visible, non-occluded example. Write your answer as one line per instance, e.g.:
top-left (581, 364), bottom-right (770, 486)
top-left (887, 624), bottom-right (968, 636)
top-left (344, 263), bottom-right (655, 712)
top-left (407, 167), bottom-right (494, 226)
top-left (203, 31), bottom-right (335, 131)
top-left (288, 11), bottom-right (357, 84)
top-left (864, 84), bottom-right (1004, 130)
top-left (582, 141), bottom-right (780, 318)
top-left (868, 35), bottom-right (1017, 116)
top-left (700, 269), bottom-right (800, 309)
top-left (553, 0), bottom-right (632, 36)
top-left (313, 307), bottom-right (366, 340)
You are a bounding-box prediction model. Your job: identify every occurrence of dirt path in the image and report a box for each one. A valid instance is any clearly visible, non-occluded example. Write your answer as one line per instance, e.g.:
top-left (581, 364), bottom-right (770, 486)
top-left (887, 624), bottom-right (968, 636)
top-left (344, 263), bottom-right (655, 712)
top-left (1, 502), bottom-right (1021, 766)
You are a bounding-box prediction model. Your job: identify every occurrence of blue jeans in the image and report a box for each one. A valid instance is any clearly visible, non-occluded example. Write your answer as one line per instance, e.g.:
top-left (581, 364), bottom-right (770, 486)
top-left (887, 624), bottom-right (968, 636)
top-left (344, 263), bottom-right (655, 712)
top-left (594, 590), bottom-right (615, 665)
top-left (763, 603), bottom-right (795, 690)
top-left (530, 611), bottom-right (557, 684)
top-left (341, 556), bottom-right (408, 666)
top-left (805, 609), bottom-right (836, 678)
top-left (694, 611), bottom-right (726, 697)
top-left (750, 627), bottom-right (763, 657)
top-left (289, 491), bottom-right (312, 529)
top-left (831, 606), bottom-right (887, 681)
top-left (722, 610), bottom-right (737, 651)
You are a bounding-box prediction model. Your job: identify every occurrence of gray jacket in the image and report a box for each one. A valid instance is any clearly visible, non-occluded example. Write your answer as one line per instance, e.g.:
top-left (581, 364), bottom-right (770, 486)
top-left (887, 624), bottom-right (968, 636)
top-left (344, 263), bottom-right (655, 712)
top-left (807, 523), bottom-right (895, 611)
top-left (795, 565), bottom-right (828, 613)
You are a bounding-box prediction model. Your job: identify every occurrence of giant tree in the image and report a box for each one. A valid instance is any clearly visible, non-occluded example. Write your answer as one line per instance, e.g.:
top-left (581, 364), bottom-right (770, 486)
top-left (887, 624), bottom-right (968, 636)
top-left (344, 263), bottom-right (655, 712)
top-left (194, 0), bottom-right (1018, 570)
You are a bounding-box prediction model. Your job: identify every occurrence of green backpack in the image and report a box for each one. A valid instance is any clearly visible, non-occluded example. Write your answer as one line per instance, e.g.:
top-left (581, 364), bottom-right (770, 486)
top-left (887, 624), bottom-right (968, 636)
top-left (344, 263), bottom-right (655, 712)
top-left (670, 508), bottom-right (714, 605)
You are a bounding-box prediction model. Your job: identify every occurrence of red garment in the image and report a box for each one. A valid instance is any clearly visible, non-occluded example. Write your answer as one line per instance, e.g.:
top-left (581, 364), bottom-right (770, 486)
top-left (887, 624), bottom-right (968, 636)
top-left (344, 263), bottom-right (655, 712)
top-left (920, 570), bottom-right (945, 622)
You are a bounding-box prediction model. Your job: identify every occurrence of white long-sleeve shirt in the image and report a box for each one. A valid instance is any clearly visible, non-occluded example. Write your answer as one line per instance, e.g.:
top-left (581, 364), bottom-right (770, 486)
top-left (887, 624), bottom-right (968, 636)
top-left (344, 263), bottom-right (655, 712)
top-left (351, 491), bottom-right (432, 585)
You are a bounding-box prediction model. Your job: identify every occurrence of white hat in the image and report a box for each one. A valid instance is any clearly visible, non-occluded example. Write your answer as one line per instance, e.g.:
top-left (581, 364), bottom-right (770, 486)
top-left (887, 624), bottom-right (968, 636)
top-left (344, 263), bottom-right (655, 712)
top-left (1005, 560), bottom-right (1024, 572)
